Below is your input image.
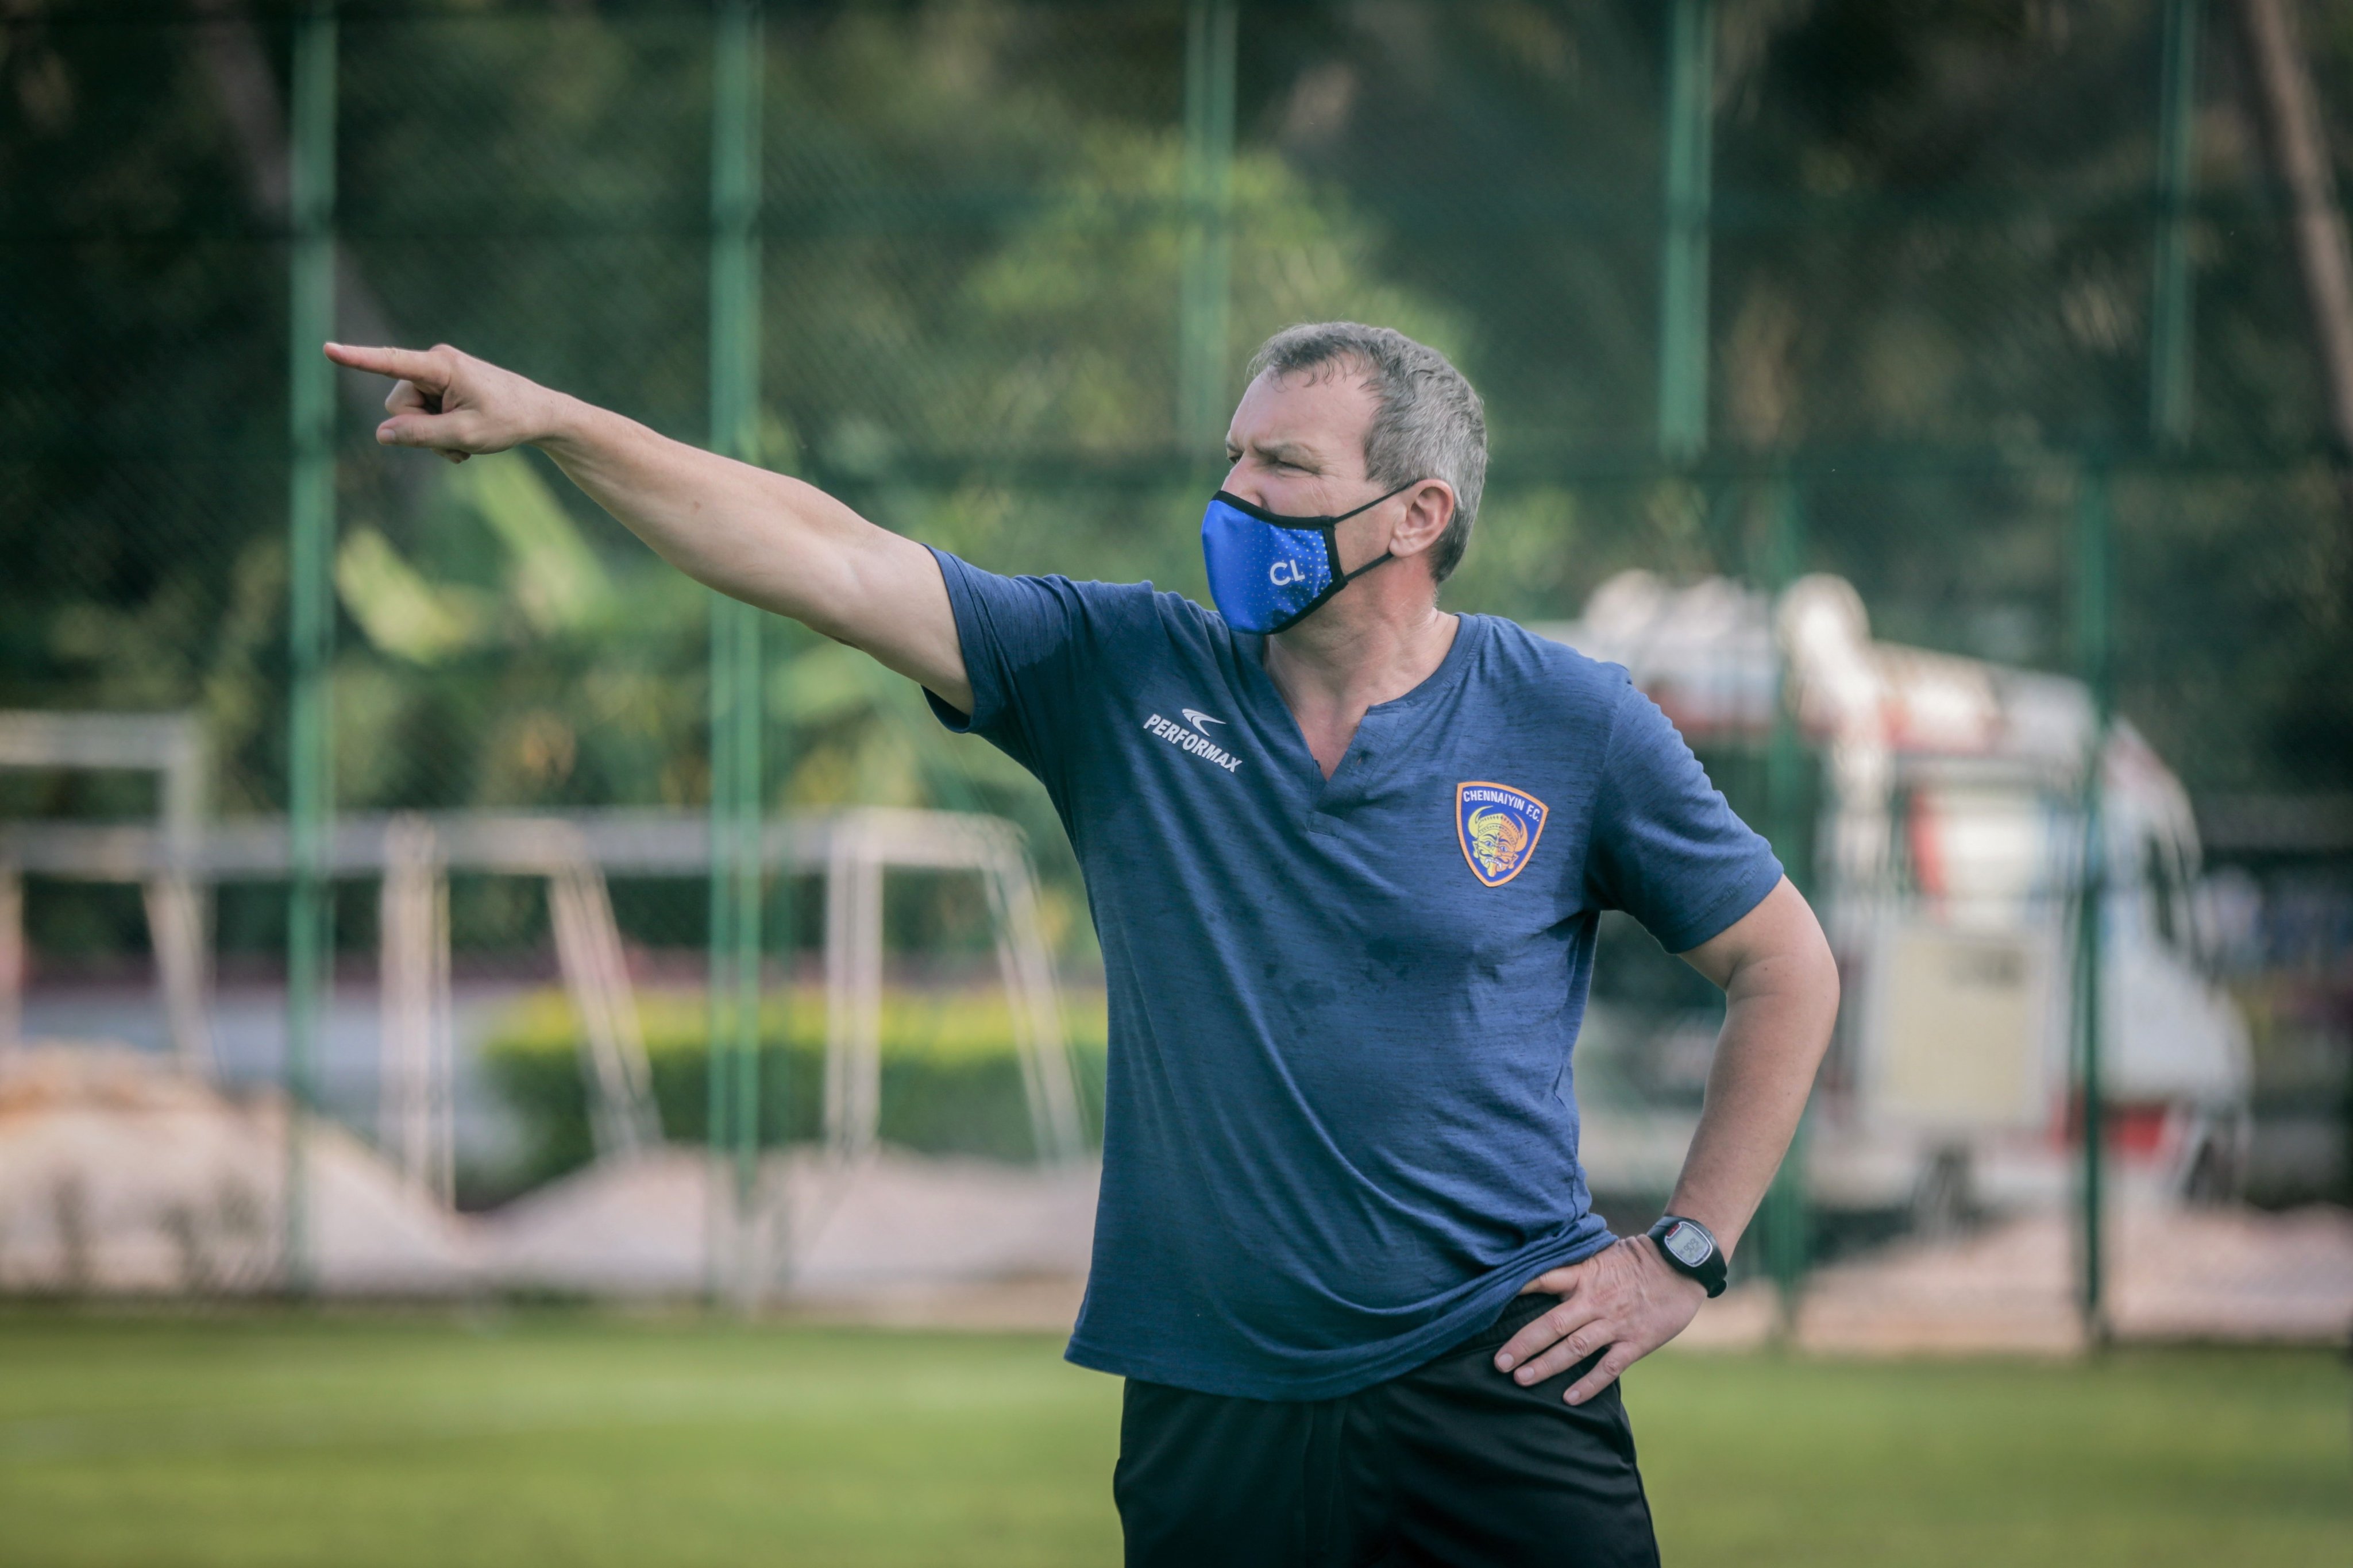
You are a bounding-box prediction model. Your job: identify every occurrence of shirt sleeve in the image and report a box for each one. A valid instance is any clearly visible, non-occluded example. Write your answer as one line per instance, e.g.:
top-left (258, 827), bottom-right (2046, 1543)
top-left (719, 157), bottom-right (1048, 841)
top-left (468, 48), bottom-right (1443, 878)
top-left (1583, 678), bottom-right (1785, 953)
top-left (920, 546), bottom-right (1116, 791)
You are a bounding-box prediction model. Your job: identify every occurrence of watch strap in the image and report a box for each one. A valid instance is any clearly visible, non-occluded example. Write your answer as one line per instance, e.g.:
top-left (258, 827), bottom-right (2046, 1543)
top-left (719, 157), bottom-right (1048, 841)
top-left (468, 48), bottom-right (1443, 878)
top-left (1647, 1215), bottom-right (1728, 1299)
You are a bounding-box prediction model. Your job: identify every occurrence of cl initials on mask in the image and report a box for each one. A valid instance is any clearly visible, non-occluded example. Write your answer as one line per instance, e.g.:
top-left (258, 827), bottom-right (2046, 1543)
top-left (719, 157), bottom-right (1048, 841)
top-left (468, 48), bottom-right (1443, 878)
top-left (1199, 482), bottom-right (1417, 635)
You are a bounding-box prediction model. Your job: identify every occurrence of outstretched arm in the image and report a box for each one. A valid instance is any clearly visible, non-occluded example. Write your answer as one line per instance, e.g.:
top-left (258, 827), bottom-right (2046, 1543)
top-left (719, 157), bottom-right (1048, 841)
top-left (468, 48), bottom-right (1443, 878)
top-left (323, 342), bottom-right (973, 713)
top-left (1493, 876), bottom-right (1839, 1403)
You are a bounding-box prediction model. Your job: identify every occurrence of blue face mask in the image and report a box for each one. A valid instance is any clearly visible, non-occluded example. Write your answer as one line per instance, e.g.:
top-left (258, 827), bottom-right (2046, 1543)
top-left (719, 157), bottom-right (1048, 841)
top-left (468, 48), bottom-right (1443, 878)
top-left (1199, 482), bottom-right (1415, 635)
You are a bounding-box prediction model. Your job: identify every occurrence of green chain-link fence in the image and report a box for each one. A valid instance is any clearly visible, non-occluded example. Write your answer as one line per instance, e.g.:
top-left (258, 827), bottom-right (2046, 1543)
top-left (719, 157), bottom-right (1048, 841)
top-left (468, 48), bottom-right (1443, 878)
top-left (4, 1), bottom-right (2348, 1331)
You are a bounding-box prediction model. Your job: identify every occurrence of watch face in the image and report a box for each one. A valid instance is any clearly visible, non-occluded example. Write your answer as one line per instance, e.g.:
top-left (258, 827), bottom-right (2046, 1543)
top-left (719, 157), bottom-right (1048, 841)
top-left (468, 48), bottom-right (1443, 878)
top-left (1663, 1221), bottom-right (1712, 1268)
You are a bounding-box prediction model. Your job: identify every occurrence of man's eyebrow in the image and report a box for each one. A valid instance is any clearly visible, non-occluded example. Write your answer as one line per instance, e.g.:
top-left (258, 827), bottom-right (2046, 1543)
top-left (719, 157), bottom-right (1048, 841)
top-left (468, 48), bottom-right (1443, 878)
top-left (1247, 438), bottom-right (1323, 469)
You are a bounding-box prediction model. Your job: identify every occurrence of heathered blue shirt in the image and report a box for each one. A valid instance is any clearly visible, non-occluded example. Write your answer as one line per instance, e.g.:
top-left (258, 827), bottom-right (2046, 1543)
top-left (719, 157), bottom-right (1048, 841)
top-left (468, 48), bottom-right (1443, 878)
top-left (924, 550), bottom-right (1783, 1401)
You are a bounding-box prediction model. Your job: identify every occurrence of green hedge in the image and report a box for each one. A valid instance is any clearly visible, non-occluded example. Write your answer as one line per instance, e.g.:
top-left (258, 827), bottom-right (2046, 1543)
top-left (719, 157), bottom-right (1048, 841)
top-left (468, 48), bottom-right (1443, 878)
top-left (481, 986), bottom-right (1108, 1189)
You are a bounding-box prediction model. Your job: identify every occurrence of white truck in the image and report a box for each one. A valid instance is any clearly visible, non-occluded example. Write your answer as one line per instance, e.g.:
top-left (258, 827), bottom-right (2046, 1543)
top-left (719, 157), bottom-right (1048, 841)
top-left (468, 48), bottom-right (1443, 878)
top-left (1541, 571), bottom-right (2250, 1231)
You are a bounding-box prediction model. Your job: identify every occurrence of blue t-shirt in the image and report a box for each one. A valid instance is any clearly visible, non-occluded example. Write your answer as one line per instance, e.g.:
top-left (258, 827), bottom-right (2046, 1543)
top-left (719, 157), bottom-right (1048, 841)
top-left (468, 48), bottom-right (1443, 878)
top-left (924, 550), bottom-right (1783, 1400)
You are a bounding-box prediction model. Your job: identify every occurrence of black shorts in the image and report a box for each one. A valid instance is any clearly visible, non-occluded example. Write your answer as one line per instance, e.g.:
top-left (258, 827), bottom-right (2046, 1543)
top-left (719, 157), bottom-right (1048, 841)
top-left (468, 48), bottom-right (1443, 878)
top-left (1114, 1292), bottom-right (1661, 1567)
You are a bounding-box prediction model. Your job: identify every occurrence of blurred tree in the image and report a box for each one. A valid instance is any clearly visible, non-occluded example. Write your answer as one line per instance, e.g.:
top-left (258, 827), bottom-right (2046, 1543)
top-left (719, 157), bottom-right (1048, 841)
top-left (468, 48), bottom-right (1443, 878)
top-left (4, 0), bottom-right (2350, 879)
top-left (1252, 0), bottom-right (2353, 789)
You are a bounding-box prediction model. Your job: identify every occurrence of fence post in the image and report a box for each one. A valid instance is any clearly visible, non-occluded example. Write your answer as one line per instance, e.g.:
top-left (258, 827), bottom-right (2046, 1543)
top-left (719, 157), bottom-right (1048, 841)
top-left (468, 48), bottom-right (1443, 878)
top-left (283, 0), bottom-right (338, 1299)
top-left (1657, 0), bottom-right (1713, 463)
top-left (1178, 0), bottom-right (1238, 458)
top-left (2151, 0), bottom-right (2201, 445)
top-left (1762, 475), bottom-right (1811, 1334)
top-left (2073, 459), bottom-right (2113, 1346)
top-left (707, 0), bottom-right (767, 1308)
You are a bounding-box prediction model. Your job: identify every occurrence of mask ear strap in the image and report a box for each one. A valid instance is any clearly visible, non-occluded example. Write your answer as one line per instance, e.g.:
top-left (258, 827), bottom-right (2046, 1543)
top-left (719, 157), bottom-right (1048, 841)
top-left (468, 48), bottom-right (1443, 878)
top-left (1322, 524), bottom-right (1397, 589)
top-left (1327, 480), bottom-right (1418, 526)
top-left (1324, 481), bottom-right (1418, 584)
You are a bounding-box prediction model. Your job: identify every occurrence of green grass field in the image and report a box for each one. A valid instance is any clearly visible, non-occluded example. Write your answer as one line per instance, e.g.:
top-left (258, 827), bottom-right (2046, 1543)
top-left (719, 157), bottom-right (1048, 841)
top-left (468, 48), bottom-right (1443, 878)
top-left (0, 1312), bottom-right (2344, 1566)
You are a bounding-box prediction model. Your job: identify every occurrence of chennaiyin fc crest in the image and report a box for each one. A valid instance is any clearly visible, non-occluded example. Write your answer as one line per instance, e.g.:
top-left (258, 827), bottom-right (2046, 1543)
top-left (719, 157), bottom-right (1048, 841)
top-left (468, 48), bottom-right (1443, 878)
top-left (1456, 781), bottom-right (1549, 888)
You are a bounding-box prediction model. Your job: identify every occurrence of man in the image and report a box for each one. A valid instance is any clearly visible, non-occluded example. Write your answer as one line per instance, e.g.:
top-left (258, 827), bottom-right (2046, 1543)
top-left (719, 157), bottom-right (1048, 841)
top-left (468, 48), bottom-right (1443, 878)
top-left (328, 323), bottom-right (1839, 1566)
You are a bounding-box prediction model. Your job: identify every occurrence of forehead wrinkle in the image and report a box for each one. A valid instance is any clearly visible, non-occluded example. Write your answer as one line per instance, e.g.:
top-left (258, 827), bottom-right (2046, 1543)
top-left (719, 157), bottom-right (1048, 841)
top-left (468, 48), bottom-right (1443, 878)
top-left (1248, 436), bottom-right (1327, 469)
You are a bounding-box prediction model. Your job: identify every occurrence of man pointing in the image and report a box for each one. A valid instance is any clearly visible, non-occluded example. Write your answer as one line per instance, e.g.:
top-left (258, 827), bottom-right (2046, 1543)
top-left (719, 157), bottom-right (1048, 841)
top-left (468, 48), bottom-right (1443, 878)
top-left (329, 322), bottom-right (1838, 1566)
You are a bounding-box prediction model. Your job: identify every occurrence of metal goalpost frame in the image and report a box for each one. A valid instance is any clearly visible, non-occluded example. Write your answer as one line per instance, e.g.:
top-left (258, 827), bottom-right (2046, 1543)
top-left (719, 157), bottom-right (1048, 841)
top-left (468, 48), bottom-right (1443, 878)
top-left (3, 806), bottom-right (1083, 1244)
top-left (548, 845), bottom-right (665, 1163)
top-left (0, 713), bottom-right (214, 1073)
top-left (377, 814), bottom-right (454, 1205)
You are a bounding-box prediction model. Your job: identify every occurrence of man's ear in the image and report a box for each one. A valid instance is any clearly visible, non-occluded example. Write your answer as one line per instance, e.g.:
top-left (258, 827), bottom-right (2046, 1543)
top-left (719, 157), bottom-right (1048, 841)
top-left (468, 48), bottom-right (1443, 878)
top-left (1389, 480), bottom-right (1457, 559)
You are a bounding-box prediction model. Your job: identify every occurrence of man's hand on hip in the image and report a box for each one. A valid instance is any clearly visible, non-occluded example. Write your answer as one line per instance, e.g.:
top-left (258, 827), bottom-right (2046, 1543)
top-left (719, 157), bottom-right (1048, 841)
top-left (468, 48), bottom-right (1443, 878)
top-left (1493, 1237), bottom-right (1706, 1405)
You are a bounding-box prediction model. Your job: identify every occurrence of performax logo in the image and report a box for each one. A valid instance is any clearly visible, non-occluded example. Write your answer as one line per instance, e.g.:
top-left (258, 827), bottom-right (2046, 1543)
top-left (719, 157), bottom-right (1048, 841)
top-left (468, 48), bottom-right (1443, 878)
top-left (1142, 712), bottom-right (1243, 773)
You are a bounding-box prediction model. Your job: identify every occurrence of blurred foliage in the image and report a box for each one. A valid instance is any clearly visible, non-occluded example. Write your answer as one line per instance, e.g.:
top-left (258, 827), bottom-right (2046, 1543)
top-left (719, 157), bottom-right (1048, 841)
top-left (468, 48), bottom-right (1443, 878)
top-left (480, 982), bottom-right (1110, 1187)
top-left (6, 0), bottom-right (2353, 954)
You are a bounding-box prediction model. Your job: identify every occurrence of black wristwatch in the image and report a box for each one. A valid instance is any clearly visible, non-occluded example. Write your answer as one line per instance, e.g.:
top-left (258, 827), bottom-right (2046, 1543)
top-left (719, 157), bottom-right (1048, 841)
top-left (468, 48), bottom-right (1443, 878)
top-left (1647, 1215), bottom-right (1727, 1299)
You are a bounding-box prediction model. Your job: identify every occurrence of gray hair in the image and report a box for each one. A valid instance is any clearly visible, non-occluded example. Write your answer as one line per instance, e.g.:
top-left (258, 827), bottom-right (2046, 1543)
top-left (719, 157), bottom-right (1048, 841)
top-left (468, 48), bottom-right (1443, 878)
top-left (1245, 322), bottom-right (1488, 584)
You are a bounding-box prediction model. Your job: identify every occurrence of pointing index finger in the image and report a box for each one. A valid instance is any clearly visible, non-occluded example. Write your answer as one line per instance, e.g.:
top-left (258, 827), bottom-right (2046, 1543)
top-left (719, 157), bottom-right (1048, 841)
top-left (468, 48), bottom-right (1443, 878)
top-left (323, 341), bottom-right (448, 389)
